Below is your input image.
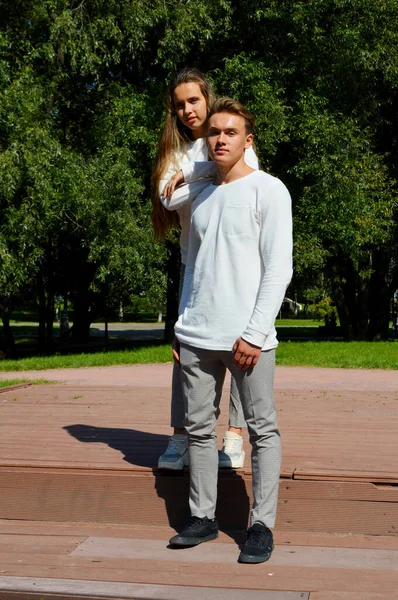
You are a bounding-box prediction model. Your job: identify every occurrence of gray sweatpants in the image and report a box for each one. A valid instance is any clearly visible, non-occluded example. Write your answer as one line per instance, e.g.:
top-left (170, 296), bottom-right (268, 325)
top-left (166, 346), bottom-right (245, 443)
top-left (180, 343), bottom-right (281, 529)
top-left (171, 264), bottom-right (245, 429)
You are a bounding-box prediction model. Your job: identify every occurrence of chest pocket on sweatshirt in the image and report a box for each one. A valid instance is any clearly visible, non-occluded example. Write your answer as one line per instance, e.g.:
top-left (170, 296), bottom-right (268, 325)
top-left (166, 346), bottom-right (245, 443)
top-left (221, 206), bottom-right (253, 236)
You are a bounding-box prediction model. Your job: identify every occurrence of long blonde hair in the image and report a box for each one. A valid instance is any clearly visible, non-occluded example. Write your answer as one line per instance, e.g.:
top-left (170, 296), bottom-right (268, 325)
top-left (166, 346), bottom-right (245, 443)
top-left (151, 68), bottom-right (215, 240)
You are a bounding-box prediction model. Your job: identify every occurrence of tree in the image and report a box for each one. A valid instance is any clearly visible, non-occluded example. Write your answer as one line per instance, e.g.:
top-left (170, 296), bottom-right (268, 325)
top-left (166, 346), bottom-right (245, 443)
top-left (1, 0), bottom-right (397, 347)
top-left (210, 1), bottom-right (398, 339)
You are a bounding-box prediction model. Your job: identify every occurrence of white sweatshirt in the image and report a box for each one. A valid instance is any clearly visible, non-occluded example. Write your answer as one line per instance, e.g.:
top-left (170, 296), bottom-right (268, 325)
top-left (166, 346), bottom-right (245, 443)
top-left (175, 170), bottom-right (293, 351)
top-left (159, 139), bottom-right (258, 264)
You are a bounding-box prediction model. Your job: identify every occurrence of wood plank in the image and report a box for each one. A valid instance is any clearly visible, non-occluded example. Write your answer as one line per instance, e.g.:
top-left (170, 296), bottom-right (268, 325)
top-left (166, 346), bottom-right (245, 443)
top-left (309, 594), bottom-right (394, 600)
top-left (276, 498), bottom-right (398, 535)
top-left (0, 535), bottom-right (84, 555)
top-left (70, 537), bottom-right (398, 571)
top-left (0, 556), bottom-right (397, 595)
top-left (0, 578), bottom-right (309, 600)
top-left (1, 384), bottom-right (397, 480)
top-left (1, 521), bottom-right (398, 550)
top-left (0, 523), bottom-right (397, 595)
top-left (279, 480), bottom-right (398, 502)
top-left (294, 469), bottom-right (398, 483)
top-left (1, 469), bottom-right (397, 534)
top-left (2, 473), bottom-right (397, 501)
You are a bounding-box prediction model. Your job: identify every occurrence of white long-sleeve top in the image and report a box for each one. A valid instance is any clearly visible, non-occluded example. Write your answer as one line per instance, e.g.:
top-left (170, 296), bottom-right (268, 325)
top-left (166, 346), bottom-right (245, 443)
top-left (159, 138), bottom-right (258, 264)
top-left (175, 170), bottom-right (293, 351)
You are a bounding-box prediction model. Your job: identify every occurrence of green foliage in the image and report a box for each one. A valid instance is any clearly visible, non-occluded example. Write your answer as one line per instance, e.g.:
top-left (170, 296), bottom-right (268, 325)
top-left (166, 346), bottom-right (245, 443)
top-left (0, 0), bottom-right (397, 343)
top-left (293, 95), bottom-right (396, 274)
top-left (0, 5), bottom-right (170, 329)
top-left (211, 54), bottom-right (289, 167)
top-left (307, 297), bottom-right (336, 323)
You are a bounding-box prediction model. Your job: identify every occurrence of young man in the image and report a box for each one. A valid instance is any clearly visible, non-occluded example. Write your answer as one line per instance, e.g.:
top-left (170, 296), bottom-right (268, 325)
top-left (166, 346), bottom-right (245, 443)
top-left (169, 98), bottom-right (293, 563)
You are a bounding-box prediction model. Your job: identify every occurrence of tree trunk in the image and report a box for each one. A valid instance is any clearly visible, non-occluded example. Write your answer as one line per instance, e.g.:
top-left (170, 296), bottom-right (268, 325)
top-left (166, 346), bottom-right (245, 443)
top-left (330, 257), bottom-right (370, 340)
top-left (37, 275), bottom-right (55, 352)
top-left (164, 240), bottom-right (181, 343)
top-left (331, 259), bottom-right (356, 340)
top-left (367, 250), bottom-right (395, 340)
top-left (72, 284), bottom-right (92, 342)
top-left (0, 298), bottom-right (15, 357)
top-left (333, 283), bottom-right (352, 340)
top-left (38, 277), bottom-right (46, 351)
top-left (46, 290), bottom-right (54, 351)
top-left (355, 274), bottom-right (370, 341)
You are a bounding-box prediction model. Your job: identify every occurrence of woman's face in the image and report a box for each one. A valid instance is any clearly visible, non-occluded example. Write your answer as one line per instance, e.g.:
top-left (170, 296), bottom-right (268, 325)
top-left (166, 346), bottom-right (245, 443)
top-left (173, 82), bottom-right (208, 139)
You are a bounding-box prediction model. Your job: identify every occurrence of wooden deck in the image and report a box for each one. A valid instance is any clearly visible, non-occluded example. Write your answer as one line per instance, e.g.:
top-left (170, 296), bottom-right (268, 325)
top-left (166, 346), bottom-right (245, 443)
top-left (1, 521), bottom-right (398, 599)
top-left (0, 364), bottom-right (397, 598)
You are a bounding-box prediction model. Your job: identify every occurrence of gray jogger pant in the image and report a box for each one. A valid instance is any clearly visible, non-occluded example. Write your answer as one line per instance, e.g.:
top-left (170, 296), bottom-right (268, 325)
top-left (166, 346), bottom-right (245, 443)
top-left (170, 263), bottom-right (245, 430)
top-left (179, 343), bottom-right (281, 529)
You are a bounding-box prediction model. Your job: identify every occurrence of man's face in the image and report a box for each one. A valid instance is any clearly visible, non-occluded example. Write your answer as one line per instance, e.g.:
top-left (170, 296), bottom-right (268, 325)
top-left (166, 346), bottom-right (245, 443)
top-left (207, 112), bottom-right (253, 167)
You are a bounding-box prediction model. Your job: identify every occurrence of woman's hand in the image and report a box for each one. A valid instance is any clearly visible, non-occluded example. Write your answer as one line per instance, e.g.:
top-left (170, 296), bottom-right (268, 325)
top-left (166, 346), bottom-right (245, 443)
top-left (161, 170), bottom-right (184, 200)
top-left (172, 336), bottom-right (181, 368)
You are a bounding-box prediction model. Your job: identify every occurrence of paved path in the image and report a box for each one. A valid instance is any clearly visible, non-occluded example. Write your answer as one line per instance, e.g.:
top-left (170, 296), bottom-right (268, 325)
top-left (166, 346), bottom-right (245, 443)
top-left (0, 363), bottom-right (396, 391)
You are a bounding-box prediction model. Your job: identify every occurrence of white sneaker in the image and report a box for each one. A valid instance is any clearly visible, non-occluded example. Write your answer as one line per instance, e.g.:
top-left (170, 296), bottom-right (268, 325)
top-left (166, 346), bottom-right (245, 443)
top-left (218, 432), bottom-right (245, 468)
top-left (158, 434), bottom-right (189, 470)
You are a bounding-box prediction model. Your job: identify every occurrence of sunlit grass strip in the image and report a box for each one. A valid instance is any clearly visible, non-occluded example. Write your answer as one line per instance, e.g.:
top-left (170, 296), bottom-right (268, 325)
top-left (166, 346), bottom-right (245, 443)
top-left (0, 346), bottom-right (173, 372)
top-left (276, 341), bottom-right (398, 370)
top-left (0, 341), bottom-right (397, 371)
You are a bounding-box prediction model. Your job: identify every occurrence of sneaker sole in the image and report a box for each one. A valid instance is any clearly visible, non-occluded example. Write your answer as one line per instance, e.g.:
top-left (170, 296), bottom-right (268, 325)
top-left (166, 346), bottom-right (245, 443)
top-left (169, 531), bottom-right (218, 547)
top-left (238, 542), bottom-right (274, 564)
top-left (218, 450), bottom-right (245, 469)
top-left (157, 453), bottom-right (189, 470)
top-left (238, 551), bottom-right (272, 564)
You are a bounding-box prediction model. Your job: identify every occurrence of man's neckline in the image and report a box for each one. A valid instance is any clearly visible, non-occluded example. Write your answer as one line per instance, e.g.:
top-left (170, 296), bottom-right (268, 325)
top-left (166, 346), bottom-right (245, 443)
top-left (211, 170), bottom-right (258, 187)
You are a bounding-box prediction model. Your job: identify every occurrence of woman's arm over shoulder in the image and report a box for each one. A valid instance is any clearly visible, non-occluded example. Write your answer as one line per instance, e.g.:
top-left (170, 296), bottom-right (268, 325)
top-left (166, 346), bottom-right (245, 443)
top-left (160, 178), bottom-right (214, 211)
top-left (181, 161), bottom-right (216, 183)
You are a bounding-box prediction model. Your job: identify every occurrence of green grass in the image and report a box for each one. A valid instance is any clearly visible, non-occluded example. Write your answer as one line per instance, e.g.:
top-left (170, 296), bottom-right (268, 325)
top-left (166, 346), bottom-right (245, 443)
top-left (276, 341), bottom-right (398, 369)
top-left (0, 341), bottom-right (397, 371)
top-left (0, 378), bottom-right (56, 387)
top-left (0, 346), bottom-right (173, 372)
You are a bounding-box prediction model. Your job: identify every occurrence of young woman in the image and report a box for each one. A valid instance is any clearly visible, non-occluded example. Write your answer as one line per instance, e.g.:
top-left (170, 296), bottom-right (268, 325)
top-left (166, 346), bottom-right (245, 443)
top-left (151, 67), bottom-right (258, 470)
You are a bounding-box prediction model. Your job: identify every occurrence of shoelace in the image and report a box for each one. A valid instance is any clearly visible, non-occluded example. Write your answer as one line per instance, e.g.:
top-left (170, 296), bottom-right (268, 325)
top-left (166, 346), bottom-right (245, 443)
top-left (223, 438), bottom-right (241, 453)
top-left (186, 516), bottom-right (206, 529)
top-left (167, 439), bottom-right (186, 454)
top-left (248, 528), bottom-right (272, 548)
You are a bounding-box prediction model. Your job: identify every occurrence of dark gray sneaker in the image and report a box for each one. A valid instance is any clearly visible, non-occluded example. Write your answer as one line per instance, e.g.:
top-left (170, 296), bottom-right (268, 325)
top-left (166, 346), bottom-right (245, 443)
top-left (238, 522), bottom-right (274, 563)
top-left (169, 516), bottom-right (219, 547)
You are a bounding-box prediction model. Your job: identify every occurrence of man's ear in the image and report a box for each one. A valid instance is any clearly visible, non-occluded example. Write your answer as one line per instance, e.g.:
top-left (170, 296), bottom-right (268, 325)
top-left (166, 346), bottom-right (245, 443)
top-left (245, 133), bottom-right (254, 149)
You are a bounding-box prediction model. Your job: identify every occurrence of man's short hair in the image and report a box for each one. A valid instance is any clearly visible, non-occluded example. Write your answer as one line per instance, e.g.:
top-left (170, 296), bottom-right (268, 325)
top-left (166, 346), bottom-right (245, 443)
top-left (208, 97), bottom-right (255, 134)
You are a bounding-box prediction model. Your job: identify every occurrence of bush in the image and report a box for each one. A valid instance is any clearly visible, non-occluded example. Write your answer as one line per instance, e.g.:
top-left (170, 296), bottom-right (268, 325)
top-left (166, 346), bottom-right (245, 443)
top-left (308, 297), bottom-right (337, 323)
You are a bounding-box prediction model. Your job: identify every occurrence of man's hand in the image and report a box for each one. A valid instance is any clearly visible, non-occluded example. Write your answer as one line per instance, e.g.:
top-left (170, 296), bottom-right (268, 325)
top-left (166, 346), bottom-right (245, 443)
top-left (161, 170), bottom-right (184, 200)
top-left (172, 336), bottom-right (180, 368)
top-left (232, 337), bottom-right (261, 371)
